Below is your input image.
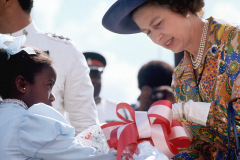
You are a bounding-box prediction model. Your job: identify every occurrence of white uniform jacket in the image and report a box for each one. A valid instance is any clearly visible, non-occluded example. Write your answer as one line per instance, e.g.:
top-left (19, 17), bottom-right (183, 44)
top-left (97, 98), bottom-right (130, 124)
top-left (11, 21), bottom-right (98, 134)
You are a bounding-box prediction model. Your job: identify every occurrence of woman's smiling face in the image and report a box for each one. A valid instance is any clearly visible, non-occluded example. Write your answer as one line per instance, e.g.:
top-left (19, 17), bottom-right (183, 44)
top-left (133, 3), bottom-right (192, 53)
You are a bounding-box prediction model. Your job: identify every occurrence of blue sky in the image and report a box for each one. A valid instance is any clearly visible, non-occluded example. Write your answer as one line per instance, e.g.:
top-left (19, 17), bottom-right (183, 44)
top-left (32, 0), bottom-right (240, 104)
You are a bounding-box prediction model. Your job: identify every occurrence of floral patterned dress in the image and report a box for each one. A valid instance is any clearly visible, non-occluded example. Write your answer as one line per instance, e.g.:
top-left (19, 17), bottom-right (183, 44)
top-left (172, 17), bottom-right (240, 159)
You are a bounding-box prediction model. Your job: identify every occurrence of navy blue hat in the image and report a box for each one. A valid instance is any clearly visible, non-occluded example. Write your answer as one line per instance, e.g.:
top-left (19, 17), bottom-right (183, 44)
top-left (102, 0), bottom-right (148, 34)
top-left (83, 52), bottom-right (107, 72)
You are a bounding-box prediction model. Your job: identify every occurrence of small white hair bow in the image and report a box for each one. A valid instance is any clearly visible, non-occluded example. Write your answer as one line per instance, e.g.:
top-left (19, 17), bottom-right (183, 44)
top-left (0, 34), bottom-right (36, 60)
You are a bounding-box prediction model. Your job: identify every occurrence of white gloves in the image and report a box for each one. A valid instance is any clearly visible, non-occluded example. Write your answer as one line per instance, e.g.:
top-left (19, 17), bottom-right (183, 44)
top-left (172, 100), bottom-right (211, 126)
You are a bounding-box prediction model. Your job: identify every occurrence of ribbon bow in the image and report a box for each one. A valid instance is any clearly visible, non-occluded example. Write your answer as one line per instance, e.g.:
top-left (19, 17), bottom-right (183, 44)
top-left (0, 34), bottom-right (36, 60)
top-left (101, 100), bottom-right (191, 160)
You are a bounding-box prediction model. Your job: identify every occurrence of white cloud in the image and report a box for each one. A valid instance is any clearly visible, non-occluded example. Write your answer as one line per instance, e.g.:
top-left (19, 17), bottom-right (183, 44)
top-left (157, 48), bottom-right (175, 67)
top-left (79, 1), bottom-right (117, 47)
top-left (31, 0), bottom-right (63, 31)
top-left (214, 3), bottom-right (240, 24)
top-left (206, 1), bottom-right (240, 25)
top-left (48, 1), bottom-right (116, 50)
top-left (100, 50), bottom-right (140, 104)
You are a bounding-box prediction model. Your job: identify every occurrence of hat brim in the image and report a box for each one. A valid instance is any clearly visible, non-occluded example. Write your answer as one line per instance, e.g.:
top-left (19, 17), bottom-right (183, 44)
top-left (102, 0), bottom-right (148, 34)
top-left (89, 66), bottom-right (104, 72)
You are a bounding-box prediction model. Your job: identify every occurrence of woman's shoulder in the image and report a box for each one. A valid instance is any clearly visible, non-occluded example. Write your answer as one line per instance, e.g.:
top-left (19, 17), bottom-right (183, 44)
top-left (208, 16), bottom-right (239, 45)
top-left (208, 16), bottom-right (239, 29)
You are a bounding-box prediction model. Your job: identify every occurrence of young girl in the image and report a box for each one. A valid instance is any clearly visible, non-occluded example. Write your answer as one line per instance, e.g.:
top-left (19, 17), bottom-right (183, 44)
top-left (0, 34), bottom-right (115, 160)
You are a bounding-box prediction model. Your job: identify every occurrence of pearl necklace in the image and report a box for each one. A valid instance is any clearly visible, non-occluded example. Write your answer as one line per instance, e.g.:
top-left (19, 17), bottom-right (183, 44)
top-left (190, 20), bottom-right (209, 69)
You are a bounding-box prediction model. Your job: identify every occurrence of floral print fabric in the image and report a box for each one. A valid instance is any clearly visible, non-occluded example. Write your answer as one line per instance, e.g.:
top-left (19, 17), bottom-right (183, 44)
top-left (172, 17), bottom-right (240, 159)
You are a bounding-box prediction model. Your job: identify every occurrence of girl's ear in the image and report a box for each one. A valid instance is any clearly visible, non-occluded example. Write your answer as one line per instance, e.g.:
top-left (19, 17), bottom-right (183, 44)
top-left (3, 0), bottom-right (13, 8)
top-left (15, 75), bottom-right (28, 93)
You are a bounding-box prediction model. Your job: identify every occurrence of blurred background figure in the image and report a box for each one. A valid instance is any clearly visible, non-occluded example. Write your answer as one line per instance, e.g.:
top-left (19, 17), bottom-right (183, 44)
top-left (132, 60), bottom-right (175, 111)
top-left (83, 52), bottom-right (129, 123)
top-left (0, 0), bottom-right (98, 134)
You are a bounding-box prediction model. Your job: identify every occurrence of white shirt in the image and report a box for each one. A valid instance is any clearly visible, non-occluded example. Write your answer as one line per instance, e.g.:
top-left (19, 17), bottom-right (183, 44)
top-left (0, 100), bottom-right (115, 160)
top-left (10, 22), bottom-right (98, 134)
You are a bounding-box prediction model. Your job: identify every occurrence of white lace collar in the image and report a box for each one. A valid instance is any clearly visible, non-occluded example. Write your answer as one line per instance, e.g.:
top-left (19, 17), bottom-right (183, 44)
top-left (1, 99), bottom-right (28, 109)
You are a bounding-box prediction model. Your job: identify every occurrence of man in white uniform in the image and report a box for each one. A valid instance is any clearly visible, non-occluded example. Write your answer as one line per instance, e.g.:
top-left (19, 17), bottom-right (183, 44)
top-left (0, 0), bottom-right (98, 134)
top-left (83, 52), bottom-right (129, 123)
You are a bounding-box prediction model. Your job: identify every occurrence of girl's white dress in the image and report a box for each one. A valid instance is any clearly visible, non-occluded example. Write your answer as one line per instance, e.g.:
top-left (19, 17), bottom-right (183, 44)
top-left (0, 99), bottom-right (115, 160)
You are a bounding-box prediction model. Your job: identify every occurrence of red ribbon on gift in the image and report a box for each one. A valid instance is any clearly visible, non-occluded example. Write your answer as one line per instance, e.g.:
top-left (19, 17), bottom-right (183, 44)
top-left (101, 100), bottom-right (191, 160)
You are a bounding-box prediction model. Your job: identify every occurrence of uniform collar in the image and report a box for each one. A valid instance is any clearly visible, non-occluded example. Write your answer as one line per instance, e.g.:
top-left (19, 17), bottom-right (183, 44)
top-left (10, 21), bottom-right (40, 37)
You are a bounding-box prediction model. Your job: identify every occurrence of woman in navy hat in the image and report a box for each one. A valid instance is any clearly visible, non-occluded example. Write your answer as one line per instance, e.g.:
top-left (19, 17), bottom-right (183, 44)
top-left (102, 0), bottom-right (240, 159)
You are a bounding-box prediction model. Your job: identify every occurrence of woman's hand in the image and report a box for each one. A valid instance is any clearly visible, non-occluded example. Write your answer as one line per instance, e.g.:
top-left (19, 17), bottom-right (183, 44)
top-left (172, 100), bottom-right (211, 126)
